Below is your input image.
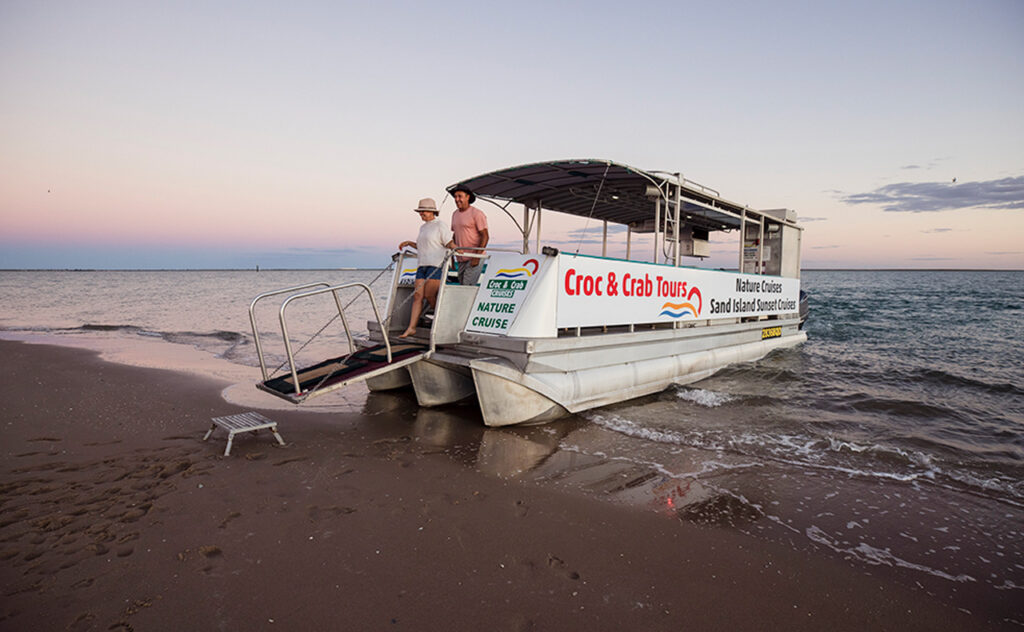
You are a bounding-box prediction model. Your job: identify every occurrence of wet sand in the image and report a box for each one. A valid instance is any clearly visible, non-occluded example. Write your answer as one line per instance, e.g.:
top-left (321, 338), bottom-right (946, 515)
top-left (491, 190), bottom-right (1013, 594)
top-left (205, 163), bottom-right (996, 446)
top-left (0, 340), bottom-right (1013, 631)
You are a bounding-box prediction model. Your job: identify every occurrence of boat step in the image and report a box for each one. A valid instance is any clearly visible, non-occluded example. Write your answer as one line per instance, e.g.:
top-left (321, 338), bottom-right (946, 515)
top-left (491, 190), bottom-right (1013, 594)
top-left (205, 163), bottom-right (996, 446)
top-left (203, 411), bottom-right (285, 456)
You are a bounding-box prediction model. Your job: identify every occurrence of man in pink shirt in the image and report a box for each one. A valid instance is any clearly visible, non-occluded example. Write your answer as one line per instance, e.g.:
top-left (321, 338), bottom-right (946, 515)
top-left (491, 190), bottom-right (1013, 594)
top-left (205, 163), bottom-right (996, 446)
top-left (449, 184), bottom-right (489, 285)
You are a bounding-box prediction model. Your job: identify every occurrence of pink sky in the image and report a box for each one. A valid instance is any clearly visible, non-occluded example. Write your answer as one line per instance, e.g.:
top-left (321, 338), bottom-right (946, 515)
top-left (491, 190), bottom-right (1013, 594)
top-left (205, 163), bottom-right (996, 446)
top-left (2, 1), bottom-right (1022, 269)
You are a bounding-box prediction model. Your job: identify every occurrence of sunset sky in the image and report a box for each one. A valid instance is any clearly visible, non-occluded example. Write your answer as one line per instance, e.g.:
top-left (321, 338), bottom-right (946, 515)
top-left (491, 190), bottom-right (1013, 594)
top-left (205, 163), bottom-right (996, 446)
top-left (2, 0), bottom-right (1022, 270)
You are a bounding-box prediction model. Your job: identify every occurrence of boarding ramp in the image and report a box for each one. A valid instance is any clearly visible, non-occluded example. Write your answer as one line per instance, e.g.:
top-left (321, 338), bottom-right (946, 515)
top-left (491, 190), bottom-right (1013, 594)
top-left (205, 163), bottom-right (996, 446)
top-left (249, 281), bottom-right (428, 404)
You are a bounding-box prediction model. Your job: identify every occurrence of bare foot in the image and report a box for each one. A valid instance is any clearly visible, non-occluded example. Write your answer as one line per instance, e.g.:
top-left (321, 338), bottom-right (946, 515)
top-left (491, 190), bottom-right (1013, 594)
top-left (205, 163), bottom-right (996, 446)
top-left (398, 328), bottom-right (415, 339)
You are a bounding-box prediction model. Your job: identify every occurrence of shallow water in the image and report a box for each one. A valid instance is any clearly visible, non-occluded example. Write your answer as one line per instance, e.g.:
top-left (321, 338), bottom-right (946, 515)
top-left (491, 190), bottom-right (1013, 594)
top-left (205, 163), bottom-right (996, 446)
top-left (1, 268), bottom-right (1022, 620)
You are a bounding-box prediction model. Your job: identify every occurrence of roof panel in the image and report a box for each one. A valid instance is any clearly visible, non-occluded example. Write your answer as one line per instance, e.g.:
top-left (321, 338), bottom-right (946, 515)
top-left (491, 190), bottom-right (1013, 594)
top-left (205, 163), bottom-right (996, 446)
top-left (448, 159), bottom-right (764, 232)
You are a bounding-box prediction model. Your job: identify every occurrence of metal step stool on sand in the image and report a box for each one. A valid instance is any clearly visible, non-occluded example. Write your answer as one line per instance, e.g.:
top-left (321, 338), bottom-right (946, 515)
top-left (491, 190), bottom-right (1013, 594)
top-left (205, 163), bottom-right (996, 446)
top-left (204, 411), bottom-right (285, 456)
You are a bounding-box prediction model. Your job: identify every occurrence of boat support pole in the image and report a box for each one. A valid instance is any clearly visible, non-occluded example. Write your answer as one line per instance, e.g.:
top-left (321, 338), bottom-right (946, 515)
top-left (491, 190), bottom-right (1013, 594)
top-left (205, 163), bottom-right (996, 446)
top-left (758, 216), bottom-right (765, 275)
top-left (653, 196), bottom-right (661, 263)
top-left (673, 178), bottom-right (682, 267)
top-left (739, 208), bottom-right (747, 272)
top-left (535, 203), bottom-right (542, 253)
top-left (522, 205), bottom-right (530, 254)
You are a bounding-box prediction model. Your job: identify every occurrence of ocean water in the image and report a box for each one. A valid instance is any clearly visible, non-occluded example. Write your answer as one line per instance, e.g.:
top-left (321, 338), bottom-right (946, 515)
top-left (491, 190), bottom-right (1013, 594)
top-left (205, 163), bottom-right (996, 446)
top-left (1, 268), bottom-right (1022, 618)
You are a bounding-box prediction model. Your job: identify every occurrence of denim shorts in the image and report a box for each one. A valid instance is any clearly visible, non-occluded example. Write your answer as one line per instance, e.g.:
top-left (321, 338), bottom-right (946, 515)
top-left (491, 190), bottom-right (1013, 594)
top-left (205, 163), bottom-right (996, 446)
top-left (415, 265), bottom-right (442, 280)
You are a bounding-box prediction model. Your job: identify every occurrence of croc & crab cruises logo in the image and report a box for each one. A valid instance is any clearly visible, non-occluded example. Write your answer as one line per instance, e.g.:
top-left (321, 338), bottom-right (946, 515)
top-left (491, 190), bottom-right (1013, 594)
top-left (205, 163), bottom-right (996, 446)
top-left (493, 258), bottom-right (539, 279)
top-left (658, 284), bottom-right (702, 319)
top-left (398, 267), bottom-right (417, 285)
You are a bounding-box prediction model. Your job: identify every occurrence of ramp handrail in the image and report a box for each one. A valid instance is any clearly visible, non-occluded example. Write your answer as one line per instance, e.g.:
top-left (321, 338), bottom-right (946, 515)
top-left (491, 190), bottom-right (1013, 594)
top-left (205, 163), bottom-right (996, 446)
top-left (278, 283), bottom-right (389, 396)
top-left (249, 282), bottom-right (335, 380)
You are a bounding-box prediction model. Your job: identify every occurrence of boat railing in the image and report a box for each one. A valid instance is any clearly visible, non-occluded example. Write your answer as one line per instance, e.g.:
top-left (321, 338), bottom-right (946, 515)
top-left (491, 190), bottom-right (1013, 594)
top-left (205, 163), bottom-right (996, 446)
top-left (389, 247), bottom-right (525, 352)
top-left (249, 282), bottom-right (335, 380)
top-left (249, 282), bottom-right (389, 394)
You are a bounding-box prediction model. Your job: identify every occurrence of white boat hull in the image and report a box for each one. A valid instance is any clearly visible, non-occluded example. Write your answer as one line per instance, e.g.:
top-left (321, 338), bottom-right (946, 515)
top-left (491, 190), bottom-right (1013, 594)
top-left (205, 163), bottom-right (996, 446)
top-left (393, 317), bottom-right (806, 426)
top-left (365, 367), bottom-right (412, 391)
top-left (468, 329), bottom-right (806, 426)
top-left (408, 358), bottom-right (476, 407)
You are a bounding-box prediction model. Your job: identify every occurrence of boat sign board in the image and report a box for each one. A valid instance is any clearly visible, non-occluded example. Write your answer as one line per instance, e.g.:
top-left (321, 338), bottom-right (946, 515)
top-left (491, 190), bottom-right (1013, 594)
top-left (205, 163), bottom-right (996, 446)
top-left (397, 256), bottom-right (417, 286)
top-left (466, 254), bottom-right (550, 335)
top-left (555, 255), bottom-right (800, 328)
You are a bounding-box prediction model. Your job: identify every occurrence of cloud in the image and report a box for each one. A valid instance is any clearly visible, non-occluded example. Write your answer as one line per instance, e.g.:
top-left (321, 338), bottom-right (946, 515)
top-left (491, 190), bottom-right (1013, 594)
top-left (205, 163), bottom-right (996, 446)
top-left (985, 250), bottom-right (1023, 256)
top-left (799, 216), bottom-right (829, 223)
top-left (921, 228), bottom-right (954, 233)
top-left (841, 176), bottom-right (1024, 212)
top-left (285, 247), bottom-right (366, 255)
top-left (566, 226), bottom-right (629, 238)
top-left (812, 245), bottom-right (840, 250)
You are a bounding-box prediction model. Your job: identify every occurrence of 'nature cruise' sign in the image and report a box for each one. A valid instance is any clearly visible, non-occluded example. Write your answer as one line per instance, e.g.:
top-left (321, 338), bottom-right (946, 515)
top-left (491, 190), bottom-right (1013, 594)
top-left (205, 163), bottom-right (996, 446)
top-left (555, 255), bottom-right (800, 328)
top-left (465, 254), bottom-right (548, 335)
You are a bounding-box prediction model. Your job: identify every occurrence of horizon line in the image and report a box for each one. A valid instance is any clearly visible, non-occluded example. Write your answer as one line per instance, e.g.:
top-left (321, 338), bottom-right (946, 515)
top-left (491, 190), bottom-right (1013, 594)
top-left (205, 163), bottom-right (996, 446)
top-left (1, 267), bottom-right (1021, 273)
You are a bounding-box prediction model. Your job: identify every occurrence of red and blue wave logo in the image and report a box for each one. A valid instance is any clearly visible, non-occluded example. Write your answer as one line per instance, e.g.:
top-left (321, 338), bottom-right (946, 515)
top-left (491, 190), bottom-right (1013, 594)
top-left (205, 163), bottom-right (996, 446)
top-left (658, 285), bottom-right (702, 319)
top-left (494, 258), bottom-right (539, 279)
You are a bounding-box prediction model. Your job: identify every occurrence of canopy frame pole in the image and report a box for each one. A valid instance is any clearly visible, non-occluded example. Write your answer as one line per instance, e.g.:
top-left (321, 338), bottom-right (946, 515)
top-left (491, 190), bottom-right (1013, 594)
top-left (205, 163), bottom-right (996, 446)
top-left (673, 177), bottom-right (682, 267)
top-left (758, 216), bottom-right (766, 275)
top-left (522, 205), bottom-right (530, 254)
top-left (653, 196), bottom-right (661, 263)
top-left (535, 204), bottom-right (542, 253)
top-left (739, 207), bottom-right (747, 272)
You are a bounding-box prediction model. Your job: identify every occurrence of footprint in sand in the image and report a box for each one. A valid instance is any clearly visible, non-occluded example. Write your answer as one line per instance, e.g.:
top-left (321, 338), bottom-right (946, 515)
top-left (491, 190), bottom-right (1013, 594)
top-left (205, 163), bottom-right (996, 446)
top-left (547, 554), bottom-right (581, 581)
top-left (514, 500), bottom-right (529, 518)
top-left (307, 505), bottom-right (356, 522)
top-left (218, 512), bottom-right (241, 529)
top-left (198, 545), bottom-right (222, 558)
top-left (67, 611), bottom-right (95, 630)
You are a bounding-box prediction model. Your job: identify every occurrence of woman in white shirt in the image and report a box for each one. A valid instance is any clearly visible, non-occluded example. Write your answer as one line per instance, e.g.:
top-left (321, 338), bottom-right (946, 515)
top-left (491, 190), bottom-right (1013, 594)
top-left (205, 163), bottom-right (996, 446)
top-left (397, 198), bottom-right (454, 338)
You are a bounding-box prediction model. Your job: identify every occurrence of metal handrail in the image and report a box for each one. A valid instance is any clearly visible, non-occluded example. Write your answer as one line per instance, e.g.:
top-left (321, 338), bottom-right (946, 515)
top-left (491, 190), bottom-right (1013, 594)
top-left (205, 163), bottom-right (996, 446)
top-left (249, 282), bottom-right (333, 380)
top-left (278, 283), bottom-right (388, 396)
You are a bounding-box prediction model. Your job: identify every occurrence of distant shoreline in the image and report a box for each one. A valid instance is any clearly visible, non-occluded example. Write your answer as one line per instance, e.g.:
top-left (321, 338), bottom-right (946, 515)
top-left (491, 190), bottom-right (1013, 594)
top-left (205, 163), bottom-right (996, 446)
top-left (1, 267), bottom-right (1020, 273)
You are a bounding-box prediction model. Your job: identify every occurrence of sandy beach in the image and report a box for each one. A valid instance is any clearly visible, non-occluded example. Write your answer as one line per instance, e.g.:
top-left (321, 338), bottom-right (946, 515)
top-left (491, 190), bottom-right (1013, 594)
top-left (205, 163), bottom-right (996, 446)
top-left (0, 339), bottom-right (1015, 631)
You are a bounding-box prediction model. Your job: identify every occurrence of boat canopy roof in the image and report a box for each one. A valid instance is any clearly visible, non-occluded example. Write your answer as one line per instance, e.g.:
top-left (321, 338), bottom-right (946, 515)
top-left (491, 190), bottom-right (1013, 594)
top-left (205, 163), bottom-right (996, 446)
top-left (447, 159), bottom-right (794, 234)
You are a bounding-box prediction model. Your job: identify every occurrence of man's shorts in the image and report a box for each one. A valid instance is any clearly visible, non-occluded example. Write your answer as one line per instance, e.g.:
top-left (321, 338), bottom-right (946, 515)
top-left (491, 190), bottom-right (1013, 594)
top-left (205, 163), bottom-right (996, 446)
top-left (457, 260), bottom-right (483, 285)
top-left (415, 265), bottom-right (442, 280)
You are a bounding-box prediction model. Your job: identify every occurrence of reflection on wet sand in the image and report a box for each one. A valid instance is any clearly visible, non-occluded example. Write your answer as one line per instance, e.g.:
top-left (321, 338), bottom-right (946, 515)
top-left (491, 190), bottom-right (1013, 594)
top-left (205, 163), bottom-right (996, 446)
top-left (362, 390), bottom-right (766, 528)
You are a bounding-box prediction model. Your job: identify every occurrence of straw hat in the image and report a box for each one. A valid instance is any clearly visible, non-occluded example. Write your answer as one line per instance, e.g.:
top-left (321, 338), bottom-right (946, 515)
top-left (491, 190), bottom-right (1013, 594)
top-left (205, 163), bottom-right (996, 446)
top-left (414, 198), bottom-right (439, 214)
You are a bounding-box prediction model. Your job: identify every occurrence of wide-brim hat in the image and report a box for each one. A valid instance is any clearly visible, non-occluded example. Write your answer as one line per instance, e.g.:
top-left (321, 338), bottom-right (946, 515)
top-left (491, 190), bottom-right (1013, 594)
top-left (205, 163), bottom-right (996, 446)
top-left (449, 183), bottom-right (476, 204)
top-left (414, 197), bottom-right (439, 214)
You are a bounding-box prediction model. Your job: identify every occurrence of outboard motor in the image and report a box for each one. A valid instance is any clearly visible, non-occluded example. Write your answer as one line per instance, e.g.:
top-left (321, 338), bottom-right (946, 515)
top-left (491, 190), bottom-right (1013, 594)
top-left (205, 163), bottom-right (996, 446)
top-left (798, 290), bottom-right (809, 329)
